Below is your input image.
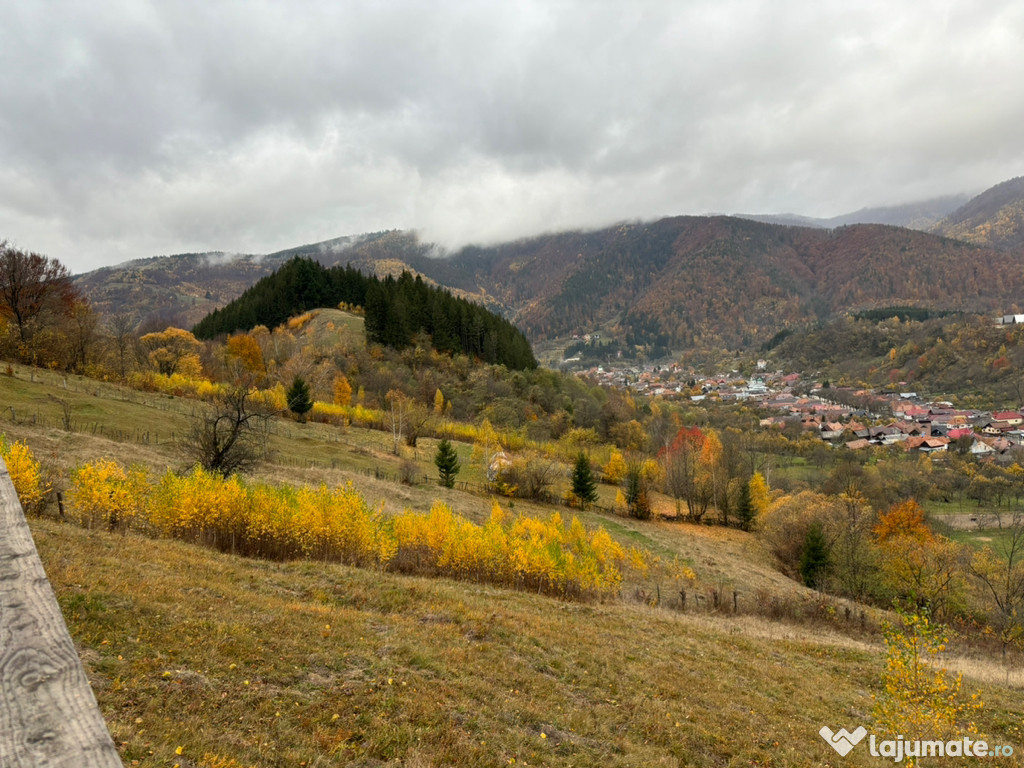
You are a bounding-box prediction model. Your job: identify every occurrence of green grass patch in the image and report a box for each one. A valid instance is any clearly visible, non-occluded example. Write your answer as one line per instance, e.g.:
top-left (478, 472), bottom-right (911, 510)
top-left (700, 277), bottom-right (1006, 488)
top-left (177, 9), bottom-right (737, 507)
top-left (947, 525), bottom-right (1020, 553)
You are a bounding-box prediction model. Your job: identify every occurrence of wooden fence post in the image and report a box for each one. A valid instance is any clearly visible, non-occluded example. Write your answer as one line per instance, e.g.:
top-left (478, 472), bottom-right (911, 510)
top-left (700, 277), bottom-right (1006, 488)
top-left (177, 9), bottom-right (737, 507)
top-left (0, 458), bottom-right (123, 767)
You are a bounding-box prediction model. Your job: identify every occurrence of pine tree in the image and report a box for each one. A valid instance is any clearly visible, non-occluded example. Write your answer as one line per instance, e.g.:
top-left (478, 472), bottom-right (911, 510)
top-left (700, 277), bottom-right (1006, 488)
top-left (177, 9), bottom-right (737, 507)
top-left (192, 258), bottom-right (536, 369)
top-left (286, 376), bottom-right (313, 423)
top-left (570, 452), bottom-right (598, 508)
top-left (800, 521), bottom-right (831, 589)
top-left (434, 438), bottom-right (460, 488)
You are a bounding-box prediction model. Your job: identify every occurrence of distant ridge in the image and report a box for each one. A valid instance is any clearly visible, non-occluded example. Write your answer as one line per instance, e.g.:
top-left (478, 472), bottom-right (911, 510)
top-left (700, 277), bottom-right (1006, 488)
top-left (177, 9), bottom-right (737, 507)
top-left (391, 216), bottom-right (1024, 350)
top-left (930, 176), bottom-right (1024, 250)
top-left (738, 194), bottom-right (970, 231)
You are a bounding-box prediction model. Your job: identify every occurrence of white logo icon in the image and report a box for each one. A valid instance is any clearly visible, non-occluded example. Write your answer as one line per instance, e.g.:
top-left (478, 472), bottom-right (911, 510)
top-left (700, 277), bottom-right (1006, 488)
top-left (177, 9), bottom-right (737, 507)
top-left (819, 726), bottom-right (868, 757)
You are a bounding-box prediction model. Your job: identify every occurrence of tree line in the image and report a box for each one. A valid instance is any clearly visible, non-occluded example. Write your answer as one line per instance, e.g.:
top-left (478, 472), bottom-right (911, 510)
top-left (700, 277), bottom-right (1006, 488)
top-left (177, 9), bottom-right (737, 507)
top-left (193, 257), bottom-right (537, 370)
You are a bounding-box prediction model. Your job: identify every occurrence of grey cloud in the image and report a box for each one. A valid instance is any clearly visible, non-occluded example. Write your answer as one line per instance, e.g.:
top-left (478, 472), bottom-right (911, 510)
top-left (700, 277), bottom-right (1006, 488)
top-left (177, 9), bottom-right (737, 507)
top-left (1, 0), bottom-right (1023, 272)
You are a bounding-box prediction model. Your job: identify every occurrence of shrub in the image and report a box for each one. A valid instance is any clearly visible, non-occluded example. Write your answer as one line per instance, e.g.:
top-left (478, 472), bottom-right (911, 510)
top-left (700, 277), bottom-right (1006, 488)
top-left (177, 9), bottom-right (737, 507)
top-left (392, 502), bottom-right (627, 599)
top-left (399, 459), bottom-right (420, 486)
top-left (148, 467), bottom-right (250, 550)
top-left (0, 436), bottom-right (49, 512)
top-left (759, 491), bottom-right (841, 576)
top-left (602, 451), bottom-right (627, 484)
top-left (251, 383), bottom-right (287, 412)
top-left (494, 453), bottom-right (559, 501)
top-left (873, 609), bottom-right (982, 745)
top-left (68, 459), bottom-right (149, 531)
top-left (311, 401), bottom-right (350, 427)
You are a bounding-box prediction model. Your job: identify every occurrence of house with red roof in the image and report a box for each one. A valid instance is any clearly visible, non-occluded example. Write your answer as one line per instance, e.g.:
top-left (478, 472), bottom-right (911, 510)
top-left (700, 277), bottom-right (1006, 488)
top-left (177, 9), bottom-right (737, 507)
top-left (992, 411), bottom-right (1023, 426)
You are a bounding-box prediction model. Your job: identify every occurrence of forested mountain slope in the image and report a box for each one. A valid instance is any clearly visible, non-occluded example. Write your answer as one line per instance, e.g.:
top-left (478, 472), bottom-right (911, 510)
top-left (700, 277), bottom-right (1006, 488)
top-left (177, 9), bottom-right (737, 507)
top-left (75, 179), bottom-right (1024, 353)
top-left (931, 176), bottom-right (1024, 251)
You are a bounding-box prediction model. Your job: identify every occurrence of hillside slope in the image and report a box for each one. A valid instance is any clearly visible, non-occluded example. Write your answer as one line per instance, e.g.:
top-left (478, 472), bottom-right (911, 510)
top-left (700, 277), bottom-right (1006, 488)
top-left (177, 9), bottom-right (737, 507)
top-left (931, 176), bottom-right (1024, 250)
top-left (33, 514), bottom-right (1023, 767)
top-left (73, 231), bottom-right (496, 331)
top-left (395, 217), bottom-right (1023, 350)
top-left (73, 252), bottom-right (272, 330)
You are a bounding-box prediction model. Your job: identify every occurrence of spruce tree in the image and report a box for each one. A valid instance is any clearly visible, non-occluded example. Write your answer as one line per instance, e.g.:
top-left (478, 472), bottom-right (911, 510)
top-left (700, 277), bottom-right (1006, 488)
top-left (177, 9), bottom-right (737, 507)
top-left (434, 437), bottom-right (460, 488)
top-left (286, 376), bottom-right (313, 422)
top-left (624, 463), bottom-right (651, 520)
top-left (800, 522), bottom-right (831, 589)
top-left (736, 479), bottom-right (756, 531)
top-left (570, 452), bottom-right (598, 508)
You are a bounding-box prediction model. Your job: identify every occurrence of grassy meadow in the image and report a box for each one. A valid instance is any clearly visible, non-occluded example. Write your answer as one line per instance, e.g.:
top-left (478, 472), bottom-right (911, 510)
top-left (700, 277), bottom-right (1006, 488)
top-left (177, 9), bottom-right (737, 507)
top-left (33, 515), bottom-right (1024, 767)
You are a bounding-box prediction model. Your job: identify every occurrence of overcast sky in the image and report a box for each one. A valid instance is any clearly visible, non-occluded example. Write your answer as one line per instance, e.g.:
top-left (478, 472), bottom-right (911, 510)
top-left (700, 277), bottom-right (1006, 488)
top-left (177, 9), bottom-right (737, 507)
top-left (1, 1), bottom-right (1023, 273)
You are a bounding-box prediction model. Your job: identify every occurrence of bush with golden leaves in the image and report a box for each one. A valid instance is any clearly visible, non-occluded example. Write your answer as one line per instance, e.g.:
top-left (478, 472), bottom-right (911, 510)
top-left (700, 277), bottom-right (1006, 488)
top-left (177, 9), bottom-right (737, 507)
top-left (68, 459), bottom-right (149, 531)
top-left (393, 502), bottom-right (627, 598)
top-left (0, 436), bottom-right (50, 512)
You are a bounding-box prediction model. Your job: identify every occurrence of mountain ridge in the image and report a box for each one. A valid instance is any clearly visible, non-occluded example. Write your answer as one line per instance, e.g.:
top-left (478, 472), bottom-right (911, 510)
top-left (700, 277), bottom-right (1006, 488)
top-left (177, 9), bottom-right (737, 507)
top-left (73, 177), bottom-right (1024, 353)
top-left (737, 193), bottom-right (972, 230)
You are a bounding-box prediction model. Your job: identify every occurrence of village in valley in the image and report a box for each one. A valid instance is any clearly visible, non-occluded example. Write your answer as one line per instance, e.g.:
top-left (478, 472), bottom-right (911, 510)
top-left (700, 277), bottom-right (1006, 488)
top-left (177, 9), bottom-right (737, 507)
top-left (581, 356), bottom-right (1024, 460)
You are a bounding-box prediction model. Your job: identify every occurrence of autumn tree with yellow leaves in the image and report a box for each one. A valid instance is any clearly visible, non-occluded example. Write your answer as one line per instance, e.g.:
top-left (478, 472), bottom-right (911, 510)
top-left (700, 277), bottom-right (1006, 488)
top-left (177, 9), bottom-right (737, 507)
top-left (333, 373), bottom-right (353, 406)
top-left (873, 609), bottom-right (982, 765)
top-left (140, 327), bottom-right (204, 377)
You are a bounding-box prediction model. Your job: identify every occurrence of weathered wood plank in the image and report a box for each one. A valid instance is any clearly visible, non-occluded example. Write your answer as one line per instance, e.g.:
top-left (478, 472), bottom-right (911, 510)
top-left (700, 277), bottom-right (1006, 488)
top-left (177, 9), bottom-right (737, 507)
top-left (0, 458), bottom-right (123, 767)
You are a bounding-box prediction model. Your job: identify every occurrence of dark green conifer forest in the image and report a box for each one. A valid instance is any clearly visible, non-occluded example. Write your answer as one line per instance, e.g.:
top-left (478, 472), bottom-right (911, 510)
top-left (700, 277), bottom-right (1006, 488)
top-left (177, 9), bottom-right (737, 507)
top-left (193, 257), bottom-right (537, 370)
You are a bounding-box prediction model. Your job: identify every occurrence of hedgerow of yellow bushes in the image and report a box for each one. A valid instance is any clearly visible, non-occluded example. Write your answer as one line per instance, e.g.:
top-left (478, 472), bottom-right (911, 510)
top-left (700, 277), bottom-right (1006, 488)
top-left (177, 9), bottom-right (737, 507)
top-left (128, 371), bottom-right (227, 400)
top-left (392, 502), bottom-right (628, 597)
top-left (64, 458), bottom-right (635, 599)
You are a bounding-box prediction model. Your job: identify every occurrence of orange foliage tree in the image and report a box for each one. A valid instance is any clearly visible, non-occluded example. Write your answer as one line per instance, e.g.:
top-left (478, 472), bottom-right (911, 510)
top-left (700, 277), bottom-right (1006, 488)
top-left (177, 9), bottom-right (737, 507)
top-left (225, 333), bottom-right (265, 379)
top-left (333, 373), bottom-right (353, 406)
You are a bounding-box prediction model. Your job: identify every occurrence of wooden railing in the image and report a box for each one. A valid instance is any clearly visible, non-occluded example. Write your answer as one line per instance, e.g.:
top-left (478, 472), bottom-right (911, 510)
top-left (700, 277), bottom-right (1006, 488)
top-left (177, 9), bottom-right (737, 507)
top-left (0, 458), bottom-right (122, 767)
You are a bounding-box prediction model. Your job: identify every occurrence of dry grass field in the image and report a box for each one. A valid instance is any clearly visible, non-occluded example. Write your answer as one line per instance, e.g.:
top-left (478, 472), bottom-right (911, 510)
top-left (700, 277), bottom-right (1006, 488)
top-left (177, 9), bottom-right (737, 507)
top-left (29, 515), bottom-right (1020, 767)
